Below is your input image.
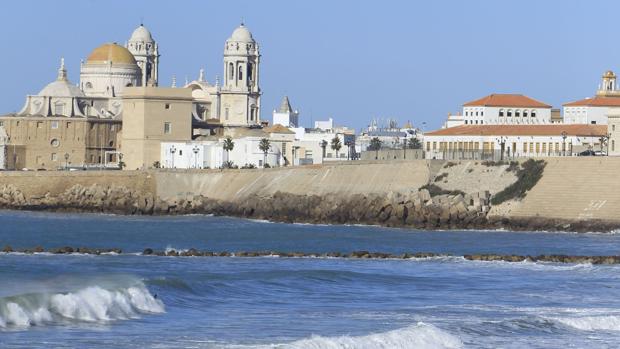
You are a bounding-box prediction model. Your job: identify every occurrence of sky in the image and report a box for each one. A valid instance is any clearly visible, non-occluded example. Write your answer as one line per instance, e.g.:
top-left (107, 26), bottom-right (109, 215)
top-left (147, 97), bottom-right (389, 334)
top-left (0, 0), bottom-right (619, 131)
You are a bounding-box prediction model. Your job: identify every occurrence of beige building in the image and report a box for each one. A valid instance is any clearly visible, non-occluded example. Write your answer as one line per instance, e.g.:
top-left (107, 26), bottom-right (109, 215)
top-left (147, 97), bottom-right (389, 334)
top-left (607, 108), bottom-right (620, 156)
top-left (121, 87), bottom-right (193, 170)
top-left (0, 60), bottom-right (121, 170)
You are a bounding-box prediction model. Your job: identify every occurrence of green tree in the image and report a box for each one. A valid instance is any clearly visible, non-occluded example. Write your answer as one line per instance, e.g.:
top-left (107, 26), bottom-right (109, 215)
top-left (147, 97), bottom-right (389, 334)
top-left (331, 136), bottom-right (342, 158)
top-left (223, 136), bottom-right (235, 162)
top-left (369, 137), bottom-right (382, 159)
top-left (259, 138), bottom-right (271, 167)
top-left (408, 137), bottom-right (421, 149)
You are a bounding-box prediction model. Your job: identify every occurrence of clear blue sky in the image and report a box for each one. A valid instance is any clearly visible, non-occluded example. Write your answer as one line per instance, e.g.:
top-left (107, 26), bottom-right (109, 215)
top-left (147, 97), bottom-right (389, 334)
top-left (0, 0), bottom-right (618, 131)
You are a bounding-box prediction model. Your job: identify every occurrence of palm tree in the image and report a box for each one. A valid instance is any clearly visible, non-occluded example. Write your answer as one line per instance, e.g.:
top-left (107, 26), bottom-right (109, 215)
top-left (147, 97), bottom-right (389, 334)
top-left (259, 138), bottom-right (271, 167)
top-left (369, 137), bottom-right (382, 160)
top-left (223, 136), bottom-right (235, 163)
top-left (408, 137), bottom-right (421, 149)
top-left (331, 136), bottom-right (342, 158)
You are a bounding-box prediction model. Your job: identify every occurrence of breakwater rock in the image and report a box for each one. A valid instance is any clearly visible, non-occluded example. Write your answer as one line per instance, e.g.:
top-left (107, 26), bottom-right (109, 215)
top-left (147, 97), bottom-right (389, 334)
top-left (4, 245), bottom-right (620, 264)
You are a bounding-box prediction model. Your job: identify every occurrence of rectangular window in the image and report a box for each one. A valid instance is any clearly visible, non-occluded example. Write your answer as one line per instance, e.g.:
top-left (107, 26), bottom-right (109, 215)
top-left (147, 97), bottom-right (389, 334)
top-left (542, 143), bottom-right (546, 154)
top-left (499, 110), bottom-right (504, 117)
top-left (0, 121), bottom-right (4, 127)
top-left (529, 143), bottom-right (534, 153)
top-left (16, 121), bottom-right (20, 127)
top-left (282, 142), bottom-right (287, 155)
top-left (51, 121), bottom-right (59, 129)
top-left (426, 142), bottom-right (430, 151)
top-left (523, 143), bottom-right (527, 152)
top-left (165, 103), bottom-right (171, 110)
top-left (305, 150), bottom-right (313, 158)
top-left (432, 142), bottom-right (437, 150)
top-left (164, 122), bottom-right (172, 134)
top-left (37, 121), bottom-right (43, 128)
top-left (536, 143), bottom-right (540, 153)
top-left (66, 122), bottom-right (71, 128)
top-left (225, 108), bottom-right (230, 120)
top-left (613, 125), bottom-right (616, 131)
top-left (51, 153), bottom-right (57, 161)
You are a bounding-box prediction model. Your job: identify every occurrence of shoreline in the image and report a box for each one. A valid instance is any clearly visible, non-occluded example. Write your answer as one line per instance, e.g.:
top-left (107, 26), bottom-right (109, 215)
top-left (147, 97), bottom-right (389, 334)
top-left (0, 201), bottom-right (619, 234)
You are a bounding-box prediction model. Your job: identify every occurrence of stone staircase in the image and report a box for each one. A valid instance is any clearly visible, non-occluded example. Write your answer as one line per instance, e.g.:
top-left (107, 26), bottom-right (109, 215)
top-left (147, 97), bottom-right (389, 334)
top-left (510, 157), bottom-right (620, 222)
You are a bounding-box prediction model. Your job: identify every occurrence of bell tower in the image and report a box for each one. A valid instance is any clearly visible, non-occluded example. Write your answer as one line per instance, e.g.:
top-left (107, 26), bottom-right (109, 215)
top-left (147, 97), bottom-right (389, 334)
top-left (597, 70), bottom-right (618, 97)
top-left (219, 23), bottom-right (261, 126)
top-left (127, 24), bottom-right (160, 86)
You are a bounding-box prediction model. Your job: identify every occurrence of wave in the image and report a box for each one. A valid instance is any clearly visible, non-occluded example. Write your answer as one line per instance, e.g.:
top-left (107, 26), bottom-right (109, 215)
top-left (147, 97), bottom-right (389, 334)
top-left (0, 282), bottom-right (164, 329)
top-left (551, 315), bottom-right (620, 331)
top-left (230, 322), bottom-right (462, 349)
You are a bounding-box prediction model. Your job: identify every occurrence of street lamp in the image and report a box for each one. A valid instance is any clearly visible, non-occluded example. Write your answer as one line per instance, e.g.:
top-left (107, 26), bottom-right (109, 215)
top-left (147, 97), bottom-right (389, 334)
top-left (496, 136), bottom-right (506, 161)
top-left (192, 145), bottom-right (200, 168)
top-left (345, 141), bottom-right (352, 160)
top-left (64, 153), bottom-right (69, 170)
top-left (170, 145), bottom-right (177, 168)
top-left (561, 131), bottom-right (567, 156)
top-left (118, 153), bottom-right (123, 169)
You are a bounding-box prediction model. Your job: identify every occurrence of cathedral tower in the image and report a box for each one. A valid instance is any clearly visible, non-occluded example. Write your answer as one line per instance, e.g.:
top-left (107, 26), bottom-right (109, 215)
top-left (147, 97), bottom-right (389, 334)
top-left (219, 23), bottom-right (261, 126)
top-left (127, 24), bottom-right (159, 86)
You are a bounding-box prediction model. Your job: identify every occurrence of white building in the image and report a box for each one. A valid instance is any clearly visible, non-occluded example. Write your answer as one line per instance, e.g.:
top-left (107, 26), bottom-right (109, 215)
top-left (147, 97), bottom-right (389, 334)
top-left (356, 119), bottom-right (420, 152)
top-left (161, 137), bottom-right (281, 169)
top-left (424, 124), bottom-right (607, 159)
top-left (272, 96), bottom-right (299, 127)
top-left (563, 71), bottom-right (620, 125)
top-left (460, 94), bottom-right (552, 126)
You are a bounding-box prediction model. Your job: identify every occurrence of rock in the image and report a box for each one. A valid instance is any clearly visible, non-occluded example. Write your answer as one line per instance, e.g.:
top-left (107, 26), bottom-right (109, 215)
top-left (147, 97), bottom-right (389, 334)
top-left (143, 248), bottom-right (154, 255)
top-left (2, 245), bottom-right (12, 253)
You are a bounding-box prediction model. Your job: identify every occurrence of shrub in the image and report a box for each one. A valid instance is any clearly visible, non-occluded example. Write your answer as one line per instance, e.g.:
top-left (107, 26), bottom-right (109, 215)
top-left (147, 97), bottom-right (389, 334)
top-left (506, 161), bottom-right (519, 173)
top-left (467, 168), bottom-right (474, 173)
top-left (222, 161), bottom-right (237, 169)
top-left (434, 173), bottom-right (449, 182)
top-left (420, 184), bottom-right (465, 197)
top-left (443, 161), bottom-right (458, 168)
top-left (264, 163), bottom-right (271, 168)
top-left (241, 164), bottom-right (256, 169)
top-left (491, 159), bottom-right (546, 205)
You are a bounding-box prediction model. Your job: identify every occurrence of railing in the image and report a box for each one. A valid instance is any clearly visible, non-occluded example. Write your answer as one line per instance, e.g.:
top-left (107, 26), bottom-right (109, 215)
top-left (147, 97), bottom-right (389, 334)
top-left (425, 149), bottom-right (578, 161)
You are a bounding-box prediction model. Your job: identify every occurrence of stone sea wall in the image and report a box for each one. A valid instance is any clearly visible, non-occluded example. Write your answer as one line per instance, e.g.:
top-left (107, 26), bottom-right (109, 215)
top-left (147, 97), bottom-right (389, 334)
top-left (0, 159), bottom-right (618, 232)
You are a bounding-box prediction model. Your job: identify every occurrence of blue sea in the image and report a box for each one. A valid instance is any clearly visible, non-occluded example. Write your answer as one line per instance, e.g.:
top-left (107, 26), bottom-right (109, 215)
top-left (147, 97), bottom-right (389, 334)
top-left (1, 211), bottom-right (620, 348)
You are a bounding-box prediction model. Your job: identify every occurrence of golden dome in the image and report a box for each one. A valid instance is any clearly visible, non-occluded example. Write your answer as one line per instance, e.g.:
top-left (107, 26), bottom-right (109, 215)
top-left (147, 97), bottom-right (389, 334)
top-left (604, 70), bottom-right (616, 78)
top-left (86, 43), bottom-right (137, 65)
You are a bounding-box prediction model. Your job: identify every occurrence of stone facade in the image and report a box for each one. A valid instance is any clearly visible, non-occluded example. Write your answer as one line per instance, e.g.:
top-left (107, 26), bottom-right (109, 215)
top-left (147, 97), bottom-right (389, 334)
top-left (121, 87), bottom-right (193, 170)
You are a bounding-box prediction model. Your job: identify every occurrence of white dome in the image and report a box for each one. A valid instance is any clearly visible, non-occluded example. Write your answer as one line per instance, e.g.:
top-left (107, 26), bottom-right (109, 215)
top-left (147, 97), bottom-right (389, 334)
top-left (130, 24), bottom-right (153, 43)
top-left (38, 80), bottom-right (84, 98)
top-left (229, 24), bottom-right (254, 43)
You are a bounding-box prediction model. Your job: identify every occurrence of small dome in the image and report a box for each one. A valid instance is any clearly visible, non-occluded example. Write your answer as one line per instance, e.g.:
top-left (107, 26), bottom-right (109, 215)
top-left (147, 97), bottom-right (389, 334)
top-left (604, 70), bottom-right (616, 78)
top-left (228, 24), bottom-right (254, 43)
top-left (86, 43), bottom-right (137, 65)
top-left (38, 80), bottom-right (84, 98)
top-left (130, 24), bottom-right (153, 43)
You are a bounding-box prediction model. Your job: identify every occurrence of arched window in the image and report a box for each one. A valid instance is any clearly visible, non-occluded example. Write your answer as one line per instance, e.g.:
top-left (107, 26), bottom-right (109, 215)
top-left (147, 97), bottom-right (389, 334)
top-left (238, 65), bottom-right (243, 80)
top-left (515, 110), bottom-right (520, 117)
top-left (229, 63), bottom-right (234, 81)
top-left (85, 82), bottom-right (93, 89)
top-left (499, 109), bottom-right (504, 117)
top-left (248, 63), bottom-right (253, 81)
top-left (523, 110), bottom-right (528, 117)
top-left (507, 109), bottom-right (512, 117)
top-left (531, 110), bottom-right (536, 117)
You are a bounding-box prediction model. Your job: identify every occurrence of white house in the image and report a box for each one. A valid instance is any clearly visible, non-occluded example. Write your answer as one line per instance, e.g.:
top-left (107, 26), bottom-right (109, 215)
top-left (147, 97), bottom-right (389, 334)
top-left (460, 94), bottom-right (553, 126)
top-left (161, 137), bottom-right (281, 169)
top-left (563, 71), bottom-right (620, 125)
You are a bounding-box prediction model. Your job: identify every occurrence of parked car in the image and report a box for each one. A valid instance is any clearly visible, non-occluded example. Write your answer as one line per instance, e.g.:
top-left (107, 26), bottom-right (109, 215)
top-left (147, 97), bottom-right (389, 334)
top-left (594, 150), bottom-right (607, 156)
top-left (578, 150), bottom-right (596, 156)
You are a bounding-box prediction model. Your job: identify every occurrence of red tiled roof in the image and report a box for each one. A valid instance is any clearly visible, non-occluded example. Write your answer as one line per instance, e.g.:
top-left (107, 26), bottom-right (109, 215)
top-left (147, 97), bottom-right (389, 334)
top-left (263, 124), bottom-right (295, 134)
top-left (463, 94), bottom-right (552, 108)
top-left (425, 124), bottom-right (606, 137)
top-left (563, 96), bottom-right (620, 107)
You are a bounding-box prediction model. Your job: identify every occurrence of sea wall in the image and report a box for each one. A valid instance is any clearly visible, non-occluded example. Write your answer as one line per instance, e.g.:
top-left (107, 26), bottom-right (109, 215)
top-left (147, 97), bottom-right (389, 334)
top-left (0, 158), bottom-right (618, 232)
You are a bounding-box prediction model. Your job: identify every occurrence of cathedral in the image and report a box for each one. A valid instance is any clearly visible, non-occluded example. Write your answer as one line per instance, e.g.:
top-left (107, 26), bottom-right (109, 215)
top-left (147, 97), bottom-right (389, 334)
top-left (0, 23), bottom-right (262, 170)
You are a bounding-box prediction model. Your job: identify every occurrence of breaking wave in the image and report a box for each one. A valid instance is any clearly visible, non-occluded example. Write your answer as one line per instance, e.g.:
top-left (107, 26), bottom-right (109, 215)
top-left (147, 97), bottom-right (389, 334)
top-left (552, 315), bottom-right (620, 331)
top-left (0, 282), bottom-right (164, 329)
top-left (243, 322), bottom-right (462, 349)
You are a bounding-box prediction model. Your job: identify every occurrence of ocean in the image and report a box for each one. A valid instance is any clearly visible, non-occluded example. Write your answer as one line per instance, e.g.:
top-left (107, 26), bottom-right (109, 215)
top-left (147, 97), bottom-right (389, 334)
top-left (0, 211), bottom-right (619, 348)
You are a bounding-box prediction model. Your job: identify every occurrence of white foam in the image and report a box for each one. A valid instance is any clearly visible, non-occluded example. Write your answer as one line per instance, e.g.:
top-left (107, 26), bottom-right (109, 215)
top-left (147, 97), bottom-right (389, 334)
top-left (552, 315), bottom-right (620, 331)
top-left (0, 284), bottom-right (164, 329)
top-left (241, 322), bottom-right (462, 349)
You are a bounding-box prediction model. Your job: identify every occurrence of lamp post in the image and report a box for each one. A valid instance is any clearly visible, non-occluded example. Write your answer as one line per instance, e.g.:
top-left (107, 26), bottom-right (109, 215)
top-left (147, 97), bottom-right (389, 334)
top-left (496, 136), bottom-right (506, 161)
top-left (64, 153), bottom-right (69, 170)
top-left (192, 145), bottom-right (200, 168)
top-left (345, 141), bottom-right (351, 160)
top-left (170, 145), bottom-right (177, 168)
top-left (118, 153), bottom-right (123, 169)
top-left (561, 131), bottom-right (567, 156)
top-left (292, 145), bottom-right (300, 166)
